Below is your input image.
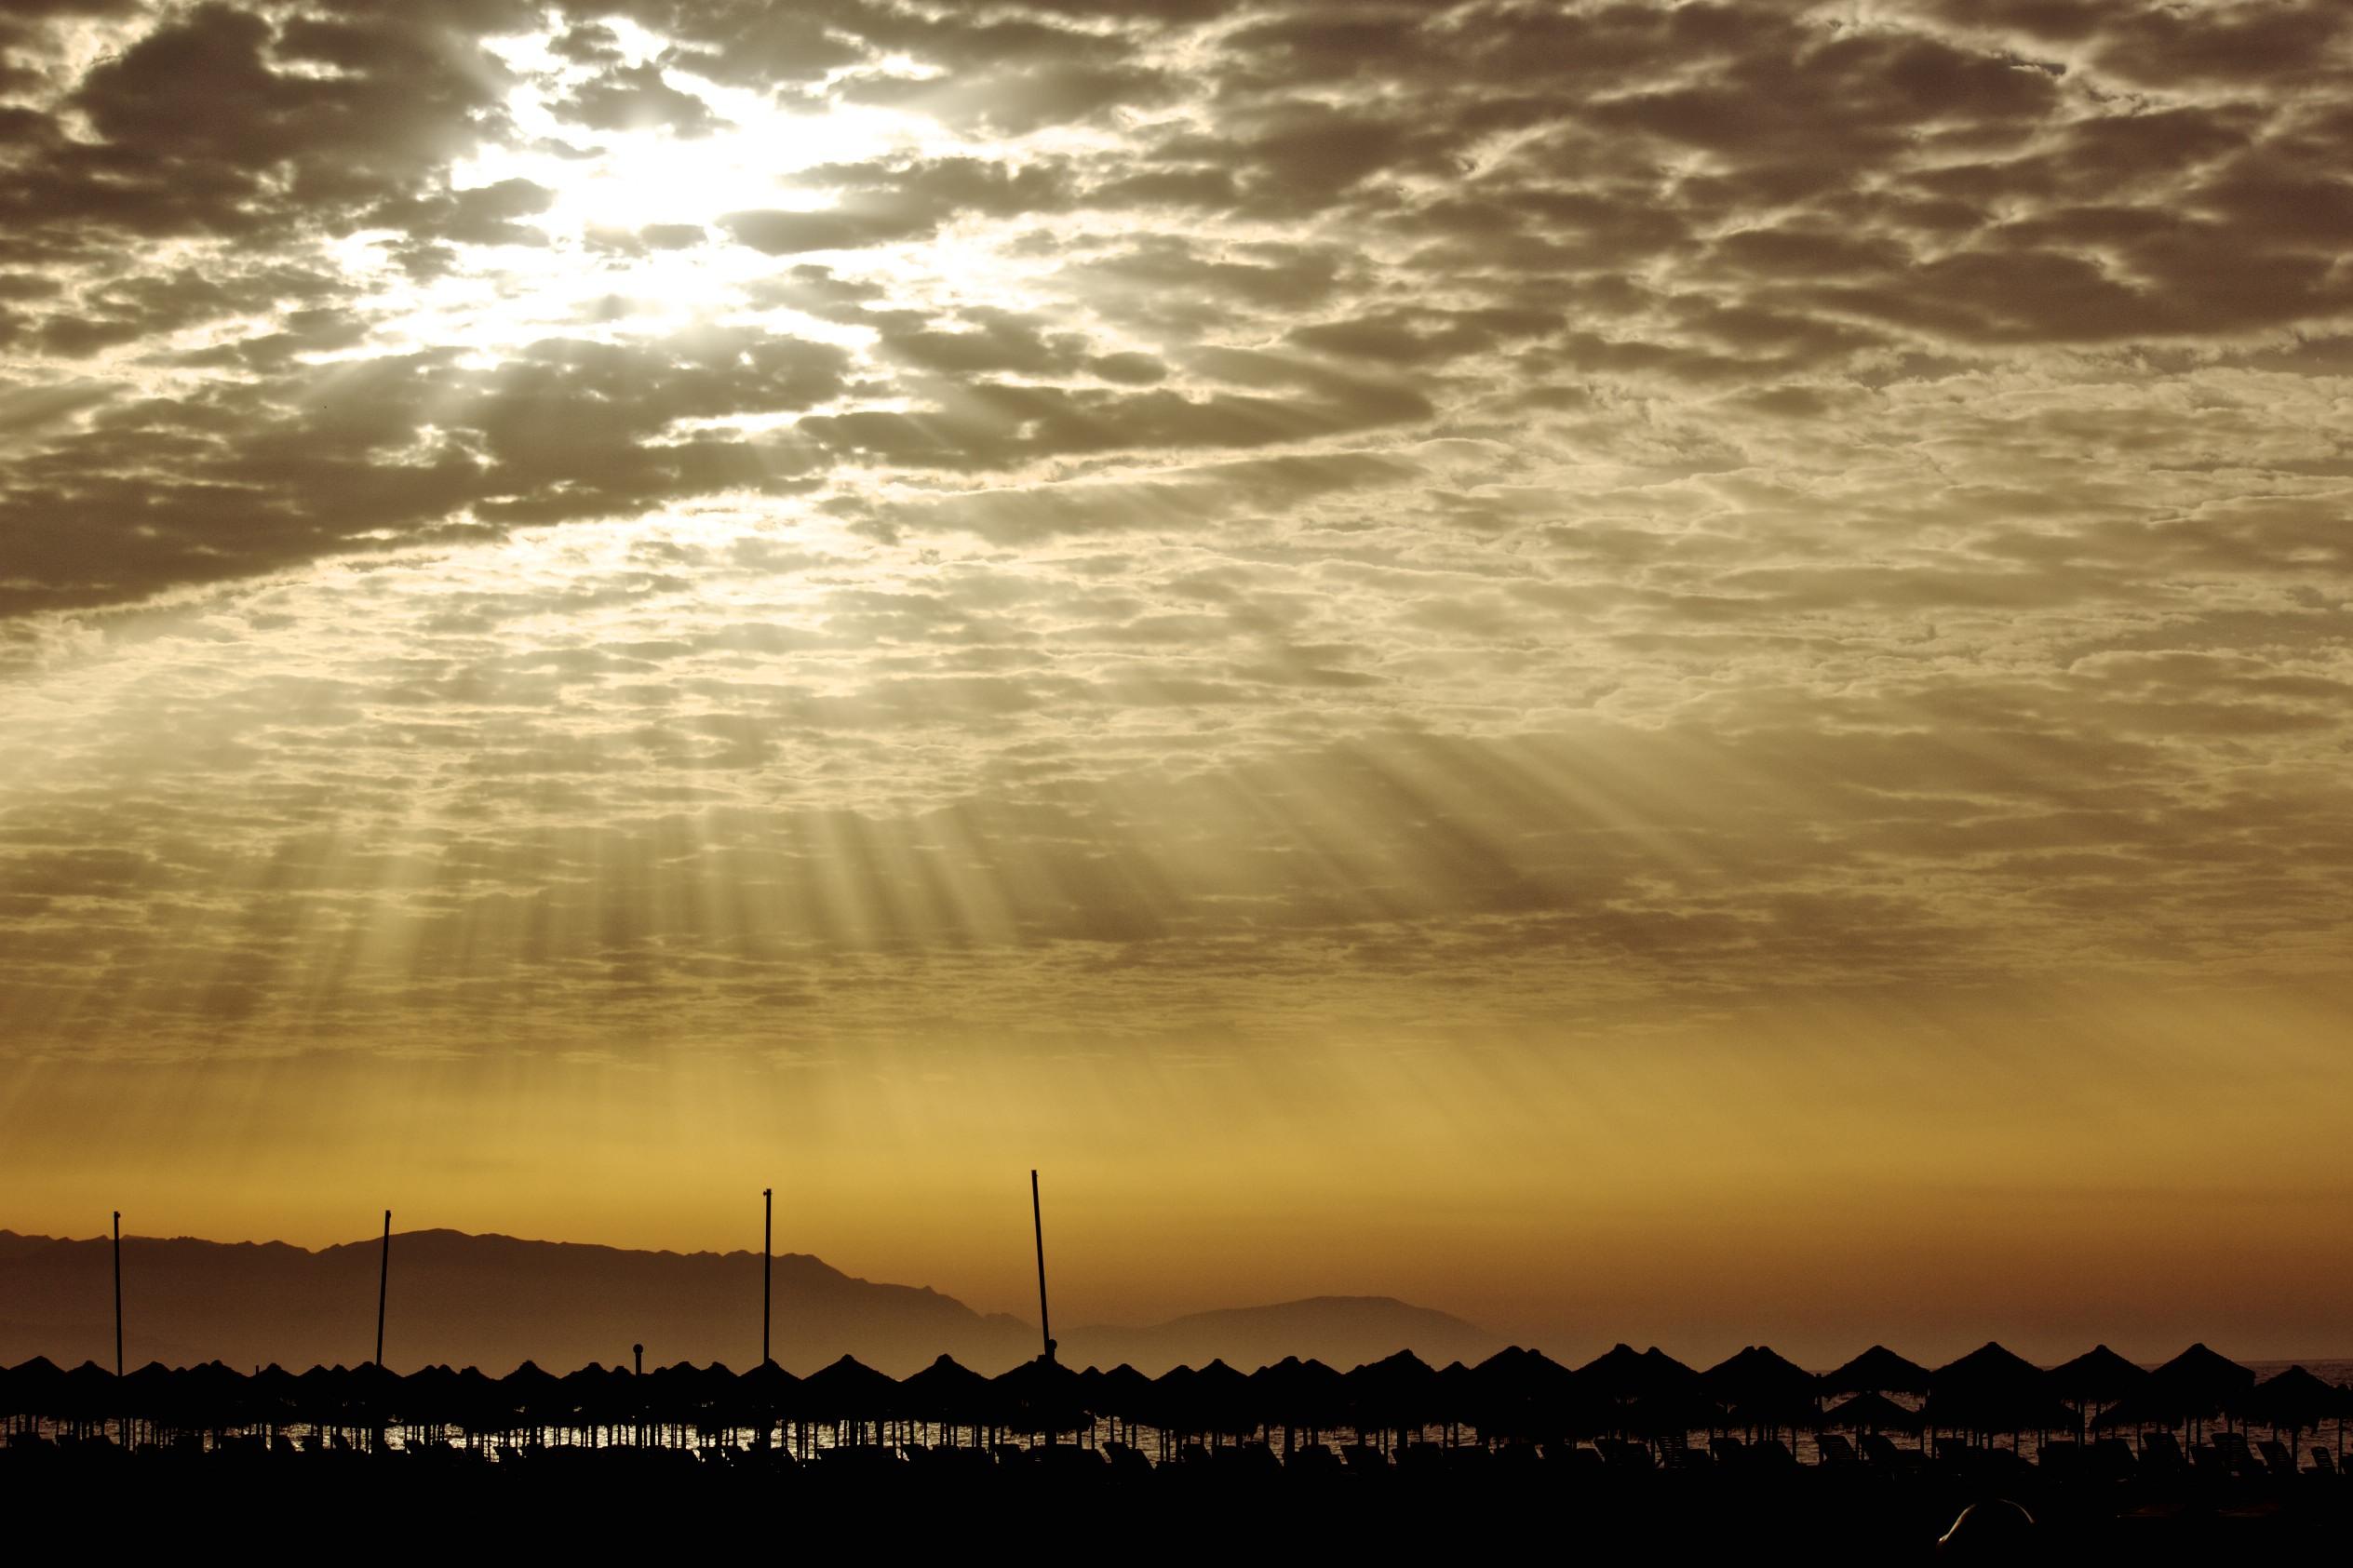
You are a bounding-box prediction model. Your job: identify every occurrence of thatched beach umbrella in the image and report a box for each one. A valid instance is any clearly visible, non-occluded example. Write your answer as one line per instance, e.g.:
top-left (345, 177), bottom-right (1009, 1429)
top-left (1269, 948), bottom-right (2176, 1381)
top-left (5, 1357), bottom-right (64, 1437)
top-left (1574, 1344), bottom-right (1708, 1441)
top-left (2249, 1365), bottom-right (2335, 1454)
top-left (346, 1358), bottom-right (399, 1442)
top-left (1149, 1363), bottom-right (1200, 1452)
top-left (1249, 1355), bottom-right (1346, 1451)
top-left (739, 1357), bottom-right (799, 1446)
top-left (1088, 1362), bottom-right (1157, 1444)
top-left (993, 1352), bottom-right (1087, 1441)
top-left (1704, 1346), bottom-right (1819, 1436)
top-left (294, 1363), bottom-right (352, 1441)
top-left (803, 1353), bottom-right (898, 1445)
top-left (2050, 1345), bottom-right (2145, 1405)
top-left (1821, 1390), bottom-right (1924, 1435)
top-left (499, 1360), bottom-right (565, 1444)
top-left (246, 1363), bottom-right (298, 1440)
top-left (1823, 1345), bottom-right (1931, 1398)
top-left (122, 1360), bottom-right (177, 1441)
top-left (1345, 1349), bottom-right (1443, 1447)
top-left (1465, 1346), bottom-right (1580, 1443)
top-left (180, 1360), bottom-right (249, 1440)
top-left (2049, 1344), bottom-right (2147, 1438)
top-left (902, 1354), bottom-right (991, 1444)
top-left (400, 1363), bottom-right (464, 1446)
top-left (2148, 1343), bottom-right (2253, 1440)
top-left (1929, 1343), bottom-right (2050, 1442)
top-left (61, 1360), bottom-right (117, 1440)
top-left (1190, 1358), bottom-right (1255, 1442)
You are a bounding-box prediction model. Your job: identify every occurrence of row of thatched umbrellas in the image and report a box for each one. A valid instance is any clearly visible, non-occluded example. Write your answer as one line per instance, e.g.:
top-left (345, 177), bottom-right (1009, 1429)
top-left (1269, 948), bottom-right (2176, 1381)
top-left (4, 1341), bottom-right (2344, 1454)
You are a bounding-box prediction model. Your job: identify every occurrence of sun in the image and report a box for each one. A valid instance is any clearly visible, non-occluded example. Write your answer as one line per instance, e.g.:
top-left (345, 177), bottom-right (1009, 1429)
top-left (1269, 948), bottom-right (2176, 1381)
top-left (374, 19), bottom-right (935, 347)
top-left (466, 19), bottom-right (918, 235)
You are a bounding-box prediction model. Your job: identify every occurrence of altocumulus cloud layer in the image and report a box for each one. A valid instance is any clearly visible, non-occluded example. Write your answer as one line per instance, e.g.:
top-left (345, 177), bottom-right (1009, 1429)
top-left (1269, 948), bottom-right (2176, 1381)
top-left (2, 0), bottom-right (2350, 1068)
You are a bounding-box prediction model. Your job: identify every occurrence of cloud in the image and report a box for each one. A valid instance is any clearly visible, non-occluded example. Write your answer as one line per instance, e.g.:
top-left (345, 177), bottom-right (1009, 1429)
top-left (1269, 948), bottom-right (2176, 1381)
top-left (723, 155), bottom-right (1077, 254)
top-left (2, 0), bottom-right (2352, 1074)
top-left (553, 62), bottom-right (728, 139)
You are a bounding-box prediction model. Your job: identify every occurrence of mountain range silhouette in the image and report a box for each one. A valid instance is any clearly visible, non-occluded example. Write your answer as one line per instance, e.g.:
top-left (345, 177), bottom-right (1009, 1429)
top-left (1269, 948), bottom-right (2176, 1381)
top-left (0, 1228), bottom-right (1496, 1376)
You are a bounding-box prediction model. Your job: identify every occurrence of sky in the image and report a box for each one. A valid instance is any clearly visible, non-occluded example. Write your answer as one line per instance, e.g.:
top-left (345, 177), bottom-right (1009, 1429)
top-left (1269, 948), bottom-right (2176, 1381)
top-left (2, 0), bottom-right (2350, 1366)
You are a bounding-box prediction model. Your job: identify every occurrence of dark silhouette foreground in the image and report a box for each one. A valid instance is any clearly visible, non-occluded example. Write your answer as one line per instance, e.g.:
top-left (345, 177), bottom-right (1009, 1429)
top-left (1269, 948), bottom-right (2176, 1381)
top-left (3, 1340), bottom-right (2346, 1556)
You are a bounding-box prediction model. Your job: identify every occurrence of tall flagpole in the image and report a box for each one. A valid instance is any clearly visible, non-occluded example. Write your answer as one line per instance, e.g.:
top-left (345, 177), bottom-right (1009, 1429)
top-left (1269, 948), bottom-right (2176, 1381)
top-left (112, 1212), bottom-right (123, 1379)
top-left (374, 1211), bottom-right (390, 1367)
top-left (762, 1187), bottom-right (773, 1366)
top-left (1030, 1170), bottom-right (1052, 1363)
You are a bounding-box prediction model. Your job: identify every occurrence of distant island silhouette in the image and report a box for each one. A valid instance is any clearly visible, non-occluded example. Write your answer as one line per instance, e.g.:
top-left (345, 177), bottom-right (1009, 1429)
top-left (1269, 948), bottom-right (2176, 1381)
top-left (0, 1228), bottom-right (1496, 1376)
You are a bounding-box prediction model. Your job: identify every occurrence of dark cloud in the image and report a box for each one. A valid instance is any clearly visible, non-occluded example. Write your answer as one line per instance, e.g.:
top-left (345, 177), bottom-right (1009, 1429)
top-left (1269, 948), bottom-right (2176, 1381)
top-left (0, 325), bottom-right (846, 611)
top-left (0, 3), bottom-right (527, 249)
top-left (553, 62), bottom-right (728, 139)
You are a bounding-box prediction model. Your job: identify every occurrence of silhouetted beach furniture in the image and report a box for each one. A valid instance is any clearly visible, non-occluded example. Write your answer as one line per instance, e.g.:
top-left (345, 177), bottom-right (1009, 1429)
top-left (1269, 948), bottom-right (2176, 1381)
top-left (902, 1353), bottom-right (990, 1445)
top-left (1088, 1362), bottom-right (1155, 1446)
top-left (1823, 1345), bottom-right (1932, 1399)
top-left (993, 1349), bottom-right (1088, 1441)
top-left (1929, 1342), bottom-right (2051, 1440)
top-left (61, 1360), bottom-right (114, 1441)
top-left (347, 1358), bottom-right (398, 1446)
top-left (1576, 1343), bottom-right (1706, 1439)
top-left (2193, 1439), bottom-right (2249, 1485)
top-left (1814, 1431), bottom-right (1858, 1466)
top-left (1188, 1357), bottom-right (1255, 1443)
top-left (401, 1362), bottom-right (455, 1444)
top-left (1283, 1436), bottom-right (1340, 1476)
top-left (2148, 1342), bottom-right (2254, 1441)
top-left (1343, 1348), bottom-right (1440, 1449)
top-left (1822, 1390), bottom-right (1922, 1436)
top-left (2048, 1343), bottom-right (2147, 1440)
top-left (450, 1364), bottom-right (499, 1450)
top-left (2049, 1344), bottom-right (2145, 1406)
top-left (1149, 1363), bottom-right (1199, 1456)
top-left (1249, 1354), bottom-right (1344, 1453)
top-left (499, 1360), bottom-right (562, 1445)
top-left (1464, 1346), bottom-right (1579, 1444)
top-left (1858, 1430), bottom-right (1922, 1470)
top-left (246, 1362), bottom-right (296, 1441)
top-left (2310, 1446), bottom-right (2337, 1477)
top-left (2249, 1365), bottom-right (2335, 1456)
top-left (740, 1356), bottom-right (798, 1448)
top-left (1435, 1359), bottom-right (1477, 1443)
top-left (805, 1354), bottom-right (899, 1447)
top-left (1594, 1435), bottom-right (1653, 1470)
top-left (2, 1357), bottom-right (57, 1440)
top-left (1703, 1345), bottom-right (1817, 1436)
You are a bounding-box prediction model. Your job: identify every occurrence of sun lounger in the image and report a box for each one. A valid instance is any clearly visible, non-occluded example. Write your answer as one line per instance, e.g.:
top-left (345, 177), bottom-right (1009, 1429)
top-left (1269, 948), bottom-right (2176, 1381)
top-left (1597, 1438), bottom-right (1655, 1470)
top-left (2037, 1440), bottom-right (2080, 1473)
top-left (1816, 1432), bottom-right (1858, 1466)
top-left (1553, 1442), bottom-right (1605, 1473)
top-left (1860, 1432), bottom-right (1916, 1467)
top-left (2307, 1447), bottom-right (2336, 1478)
top-left (2090, 1438), bottom-right (2137, 1480)
top-left (2256, 1438), bottom-right (2295, 1478)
